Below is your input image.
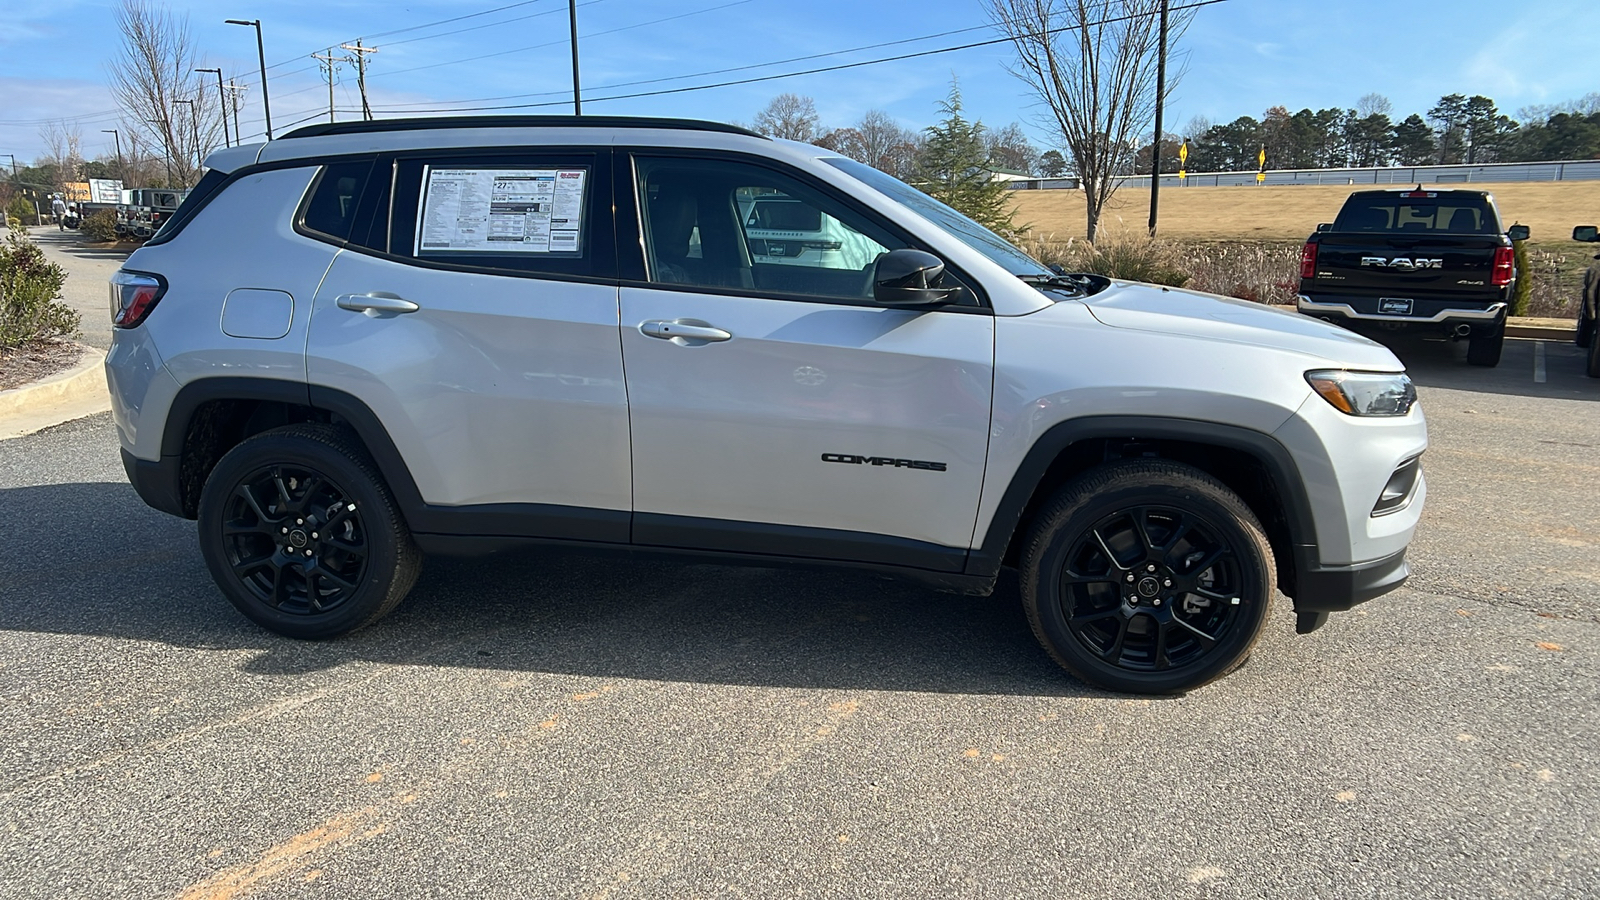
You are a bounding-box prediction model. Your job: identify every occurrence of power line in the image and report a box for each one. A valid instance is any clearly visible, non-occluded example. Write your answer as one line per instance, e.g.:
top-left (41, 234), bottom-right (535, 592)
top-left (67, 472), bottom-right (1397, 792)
top-left (369, 19), bottom-right (997, 110)
top-left (365, 0), bottom-right (609, 81)
top-left (369, 0), bottom-right (1228, 115)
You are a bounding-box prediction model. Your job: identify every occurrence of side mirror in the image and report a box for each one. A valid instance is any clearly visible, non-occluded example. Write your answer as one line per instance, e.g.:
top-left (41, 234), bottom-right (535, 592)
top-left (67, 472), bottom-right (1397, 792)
top-left (1507, 224), bottom-right (1530, 242)
top-left (1316, 223), bottom-right (1332, 232)
top-left (1573, 225), bottom-right (1599, 242)
top-left (873, 249), bottom-right (962, 308)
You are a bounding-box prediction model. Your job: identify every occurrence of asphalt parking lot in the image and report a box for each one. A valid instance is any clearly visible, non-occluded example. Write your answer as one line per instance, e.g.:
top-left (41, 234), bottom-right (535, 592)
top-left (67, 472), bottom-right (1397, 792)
top-left (2, 335), bottom-right (1596, 898)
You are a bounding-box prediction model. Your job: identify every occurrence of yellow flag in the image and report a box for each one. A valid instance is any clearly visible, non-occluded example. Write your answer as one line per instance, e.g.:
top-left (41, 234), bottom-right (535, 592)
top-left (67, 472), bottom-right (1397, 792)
top-left (1179, 141), bottom-right (1189, 164)
top-left (1258, 145), bottom-right (1266, 168)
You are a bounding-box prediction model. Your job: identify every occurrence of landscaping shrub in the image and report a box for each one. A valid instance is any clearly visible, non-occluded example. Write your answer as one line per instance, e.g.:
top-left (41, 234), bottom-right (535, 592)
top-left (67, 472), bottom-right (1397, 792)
top-left (0, 230), bottom-right (79, 349)
top-left (1510, 240), bottom-right (1533, 317)
top-left (5, 196), bottom-right (34, 226)
top-left (1180, 242), bottom-right (1301, 305)
top-left (81, 209), bottom-right (119, 243)
top-left (1027, 233), bottom-right (1190, 287)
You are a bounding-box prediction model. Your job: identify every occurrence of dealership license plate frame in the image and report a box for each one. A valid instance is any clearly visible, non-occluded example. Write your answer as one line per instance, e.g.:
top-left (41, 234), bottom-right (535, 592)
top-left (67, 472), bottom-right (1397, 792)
top-left (1378, 297), bottom-right (1415, 316)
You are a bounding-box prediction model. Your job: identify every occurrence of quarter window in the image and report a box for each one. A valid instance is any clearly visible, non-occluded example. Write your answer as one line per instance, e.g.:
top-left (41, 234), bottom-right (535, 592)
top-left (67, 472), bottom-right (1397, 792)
top-left (300, 160), bottom-right (373, 242)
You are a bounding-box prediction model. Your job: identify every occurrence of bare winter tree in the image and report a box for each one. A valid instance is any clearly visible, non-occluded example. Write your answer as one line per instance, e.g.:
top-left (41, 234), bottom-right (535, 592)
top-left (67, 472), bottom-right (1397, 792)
top-left (108, 0), bottom-right (223, 188)
top-left (987, 0), bottom-right (1193, 240)
top-left (985, 122), bottom-right (1041, 174)
top-left (38, 121), bottom-right (86, 187)
top-left (752, 94), bottom-right (821, 142)
top-left (817, 110), bottom-right (923, 178)
top-left (1356, 93), bottom-right (1393, 119)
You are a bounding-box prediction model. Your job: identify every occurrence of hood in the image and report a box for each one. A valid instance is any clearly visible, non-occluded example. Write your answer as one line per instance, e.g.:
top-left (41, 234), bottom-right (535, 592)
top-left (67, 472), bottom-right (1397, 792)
top-left (1072, 281), bottom-right (1403, 370)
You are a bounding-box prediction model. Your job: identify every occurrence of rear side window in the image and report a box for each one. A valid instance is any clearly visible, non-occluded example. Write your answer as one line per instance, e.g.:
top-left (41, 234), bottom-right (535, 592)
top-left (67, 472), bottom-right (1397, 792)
top-left (1334, 193), bottom-right (1498, 234)
top-left (299, 160), bottom-right (374, 243)
top-left (145, 168), bottom-right (229, 245)
top-left (385, 150), bottom-right (614, 280)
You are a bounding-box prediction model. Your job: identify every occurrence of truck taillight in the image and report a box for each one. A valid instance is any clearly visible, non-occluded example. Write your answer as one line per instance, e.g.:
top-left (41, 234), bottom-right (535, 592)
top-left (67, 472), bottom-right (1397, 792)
top-left (1299, 242), bottom-right (1318, 279)
top-left (110, 270), bottom-right (166, 328)
top-left (1491, 245), bottom-right (1514, 287)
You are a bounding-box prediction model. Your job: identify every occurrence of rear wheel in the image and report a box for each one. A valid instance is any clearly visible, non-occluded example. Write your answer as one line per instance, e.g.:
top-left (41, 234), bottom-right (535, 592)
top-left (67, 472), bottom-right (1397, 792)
top-left (1466, 322), bottom-right (1504, 367)
top-left (197, 424), bottom-right (421, 639)
top-left (1019, 461), bottom-right (1274, 694)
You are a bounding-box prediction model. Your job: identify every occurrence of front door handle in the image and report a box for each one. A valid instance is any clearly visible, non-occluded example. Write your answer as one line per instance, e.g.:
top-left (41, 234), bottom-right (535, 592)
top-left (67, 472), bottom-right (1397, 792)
top-left (640, 319), bottom-right (732, 343)
top-left (336, 292), bottom-right (420, 314)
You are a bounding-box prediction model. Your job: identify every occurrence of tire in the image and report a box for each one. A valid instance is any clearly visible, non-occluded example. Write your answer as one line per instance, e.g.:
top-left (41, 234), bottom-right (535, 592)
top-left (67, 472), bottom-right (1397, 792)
top-left (1466, 323), bottom-right (1504, 367)
top-left (1588, 324), bottom-right (1600, 378)
top-left (1019, 460), bottom-right (1275, 694)
top-left (197, 423), bottom-right (422, 639)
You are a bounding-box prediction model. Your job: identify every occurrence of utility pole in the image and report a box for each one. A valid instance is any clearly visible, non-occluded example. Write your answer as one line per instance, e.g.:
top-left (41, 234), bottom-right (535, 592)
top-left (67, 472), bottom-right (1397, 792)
top-left (226, 19), bottom-right (272, 138)
top-left (196, 67), bottom-right (228, 147)
top-left (1147, 0), bottom-right (1168, 237)
top-left (101, 129), bottom-right (124, 182)
top-left (224, 80), bottom-right (246, 144)
top-left (311, 50), bottom-right (343, 123)
top-left (568, 0), bottom-right (581, 115)
top-left (339, 40), bottom-right (378, 121)
top-left (174, 98), bottom-right (199, 185)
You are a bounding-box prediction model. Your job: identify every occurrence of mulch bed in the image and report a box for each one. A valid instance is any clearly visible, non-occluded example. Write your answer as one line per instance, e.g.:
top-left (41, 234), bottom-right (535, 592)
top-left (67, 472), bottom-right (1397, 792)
top-left (0, 340), bottom-right (84, 392)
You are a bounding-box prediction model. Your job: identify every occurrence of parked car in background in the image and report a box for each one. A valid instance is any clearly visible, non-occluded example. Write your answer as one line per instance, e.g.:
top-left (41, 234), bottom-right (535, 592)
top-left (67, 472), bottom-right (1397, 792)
top-left (1297, 187), bottom-right (1528, 367)
top-left (116, 188), bottom-right (188, 240)
top-left (1573, 224), bottom-right (1600, 377)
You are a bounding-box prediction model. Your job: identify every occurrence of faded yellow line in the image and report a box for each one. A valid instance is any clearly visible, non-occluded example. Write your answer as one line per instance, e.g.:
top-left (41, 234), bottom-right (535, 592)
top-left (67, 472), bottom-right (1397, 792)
top-left (172, 804), bottom-right (391, 900)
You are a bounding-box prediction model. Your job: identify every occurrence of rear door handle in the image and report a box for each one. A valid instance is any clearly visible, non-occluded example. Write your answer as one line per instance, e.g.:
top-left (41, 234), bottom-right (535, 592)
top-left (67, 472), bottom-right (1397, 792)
top-left (336, 292), bottom-right (420, 314)
top-left (640, 319), bottom-right (732, 343)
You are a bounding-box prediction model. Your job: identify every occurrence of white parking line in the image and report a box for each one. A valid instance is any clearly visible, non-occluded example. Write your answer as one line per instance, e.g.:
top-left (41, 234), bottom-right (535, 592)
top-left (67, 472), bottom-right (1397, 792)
top-left (1534, 341), bottom-right (1547, 383)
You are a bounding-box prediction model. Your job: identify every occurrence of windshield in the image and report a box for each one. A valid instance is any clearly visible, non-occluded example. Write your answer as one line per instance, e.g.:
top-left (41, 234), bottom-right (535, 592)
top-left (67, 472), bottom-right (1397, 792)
top-left (822, 157), bottom-right (1051, 277)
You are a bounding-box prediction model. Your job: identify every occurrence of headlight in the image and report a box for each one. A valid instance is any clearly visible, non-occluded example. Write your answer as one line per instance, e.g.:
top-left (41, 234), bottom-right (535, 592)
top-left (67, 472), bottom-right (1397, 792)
top-left (1305, 370), bottom-right (1417, 417)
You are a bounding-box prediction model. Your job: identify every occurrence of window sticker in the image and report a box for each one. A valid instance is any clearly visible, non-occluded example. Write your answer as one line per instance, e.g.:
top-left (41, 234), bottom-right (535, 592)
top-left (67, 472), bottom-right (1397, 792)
top-left (415, 167), bottom-right (586, 255)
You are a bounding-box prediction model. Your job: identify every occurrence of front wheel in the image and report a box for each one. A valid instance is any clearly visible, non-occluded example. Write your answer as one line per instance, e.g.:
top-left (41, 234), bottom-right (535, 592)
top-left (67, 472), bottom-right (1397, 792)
top-left (1466, 323), bottom-right (1504, 367)
top-left (197, 424), bottom-right (421, 639)
top-left (1019, 461), bottom-right (1275, 694)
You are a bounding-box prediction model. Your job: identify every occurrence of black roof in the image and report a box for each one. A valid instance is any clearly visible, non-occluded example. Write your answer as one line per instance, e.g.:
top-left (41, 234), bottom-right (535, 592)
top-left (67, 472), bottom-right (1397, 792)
top-left (282, 116), bottom-right (766, 140)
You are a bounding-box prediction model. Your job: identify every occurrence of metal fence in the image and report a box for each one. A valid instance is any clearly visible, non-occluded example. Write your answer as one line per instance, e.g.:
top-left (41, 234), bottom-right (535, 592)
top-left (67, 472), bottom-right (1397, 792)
top-left (1007, 159), bottom-right (1600, 191)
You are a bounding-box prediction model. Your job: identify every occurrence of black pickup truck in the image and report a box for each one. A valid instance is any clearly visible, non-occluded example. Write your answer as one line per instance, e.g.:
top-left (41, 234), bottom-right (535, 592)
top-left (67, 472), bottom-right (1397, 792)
top-left (1297, 188), bottom-right (1527, 367)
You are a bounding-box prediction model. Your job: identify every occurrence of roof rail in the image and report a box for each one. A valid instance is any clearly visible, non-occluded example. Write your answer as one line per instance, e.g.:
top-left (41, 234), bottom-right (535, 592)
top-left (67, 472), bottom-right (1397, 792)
top-left (282, 115), bottom-right (767, 140)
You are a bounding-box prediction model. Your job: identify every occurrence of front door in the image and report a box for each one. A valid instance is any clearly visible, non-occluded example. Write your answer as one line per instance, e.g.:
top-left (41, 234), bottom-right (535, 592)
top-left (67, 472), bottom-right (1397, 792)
top-left (619, 154), bottom-right (994, 571)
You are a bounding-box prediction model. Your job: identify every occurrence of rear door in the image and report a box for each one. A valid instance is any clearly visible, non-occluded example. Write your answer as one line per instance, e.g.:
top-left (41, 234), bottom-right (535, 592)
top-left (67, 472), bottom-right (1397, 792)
top-left (616, 151), bottom-right (994, 571)
top-left (305, 148), bottom-right (631, 542)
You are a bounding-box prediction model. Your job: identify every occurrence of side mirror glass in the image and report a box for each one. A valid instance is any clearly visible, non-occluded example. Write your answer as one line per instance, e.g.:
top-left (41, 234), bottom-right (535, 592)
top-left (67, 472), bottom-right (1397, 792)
top-left (873, 248), bottom-right (962, 308)
top-left (1316, 222), bottom-right (1332, 232)
top-left (1573, 225), bottom-right (1598, 243)
top-left (1507, 224), bottom-right (1530, 242)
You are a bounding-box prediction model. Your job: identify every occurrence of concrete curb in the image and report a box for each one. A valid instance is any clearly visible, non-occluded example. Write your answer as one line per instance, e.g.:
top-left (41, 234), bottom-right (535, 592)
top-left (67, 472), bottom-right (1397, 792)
top-left (1506, 319), bottom-right (1577, 341)
top-left (0, 345), bottom-right (111, 440)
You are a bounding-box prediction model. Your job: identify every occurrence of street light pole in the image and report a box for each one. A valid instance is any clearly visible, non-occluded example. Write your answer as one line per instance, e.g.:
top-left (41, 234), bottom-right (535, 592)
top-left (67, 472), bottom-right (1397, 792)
top-left (196, 67), bottom-right (228, 148)
top-left (568, 0), bottom-right (581, 115)
top-left (101, 129), bottom-right (124, 181)
top-left (226, 19), bottom-right (273, 139)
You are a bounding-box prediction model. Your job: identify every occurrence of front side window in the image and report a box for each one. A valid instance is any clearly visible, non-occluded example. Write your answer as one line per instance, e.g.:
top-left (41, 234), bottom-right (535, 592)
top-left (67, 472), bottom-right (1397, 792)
top-left (637, 155), bottom-right (930, 303)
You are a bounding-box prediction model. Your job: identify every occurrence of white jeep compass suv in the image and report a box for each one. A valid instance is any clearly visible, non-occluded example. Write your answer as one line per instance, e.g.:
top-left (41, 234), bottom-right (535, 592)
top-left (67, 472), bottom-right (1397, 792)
top-left (106, 117), bottom-right (1427, 693)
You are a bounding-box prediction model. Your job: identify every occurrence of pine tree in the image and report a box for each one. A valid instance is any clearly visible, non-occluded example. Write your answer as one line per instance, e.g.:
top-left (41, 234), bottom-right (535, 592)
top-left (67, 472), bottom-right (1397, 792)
top-left (913, 82), bottom-right (1022, 239)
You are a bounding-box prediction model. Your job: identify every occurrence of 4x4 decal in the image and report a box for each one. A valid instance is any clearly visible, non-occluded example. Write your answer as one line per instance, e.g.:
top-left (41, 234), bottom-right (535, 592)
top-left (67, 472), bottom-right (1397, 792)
top-left (821, 453), bottom-right (947, 472)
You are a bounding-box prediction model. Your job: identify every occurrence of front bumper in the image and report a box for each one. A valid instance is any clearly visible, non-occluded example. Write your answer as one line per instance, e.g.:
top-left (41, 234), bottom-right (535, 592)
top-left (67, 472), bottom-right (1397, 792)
top-left (1298, 294), bottom-right (1506, 327)
top-left (1292, 546), bottom-right (1410, 612)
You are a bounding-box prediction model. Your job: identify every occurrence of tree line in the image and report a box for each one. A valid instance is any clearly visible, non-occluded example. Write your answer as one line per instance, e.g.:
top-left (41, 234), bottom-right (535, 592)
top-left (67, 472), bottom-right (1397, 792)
top-left (1151, 92), bottom-right (1600, 175)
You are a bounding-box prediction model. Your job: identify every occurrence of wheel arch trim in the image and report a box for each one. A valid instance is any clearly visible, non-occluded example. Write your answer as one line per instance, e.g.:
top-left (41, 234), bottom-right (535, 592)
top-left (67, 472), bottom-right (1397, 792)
top-left (967, 416), bottom-right (1319, 581)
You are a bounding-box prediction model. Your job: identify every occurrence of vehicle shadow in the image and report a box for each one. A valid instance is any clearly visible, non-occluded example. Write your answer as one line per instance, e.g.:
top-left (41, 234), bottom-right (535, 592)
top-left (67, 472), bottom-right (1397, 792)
top-left (0, 480), bottom-right (1101, 698)
top-left (1371, 332), bottom-right (1599, 401)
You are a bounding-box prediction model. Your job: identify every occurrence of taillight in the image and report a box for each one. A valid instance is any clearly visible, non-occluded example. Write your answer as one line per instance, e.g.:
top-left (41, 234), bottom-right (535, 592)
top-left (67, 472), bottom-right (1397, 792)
top-left (1300, 242), bottom-right (1318, 280)
top-left (1491, 245), bottom-right (1514, 287)
top-left (110, 270), bottom-right (166, 328)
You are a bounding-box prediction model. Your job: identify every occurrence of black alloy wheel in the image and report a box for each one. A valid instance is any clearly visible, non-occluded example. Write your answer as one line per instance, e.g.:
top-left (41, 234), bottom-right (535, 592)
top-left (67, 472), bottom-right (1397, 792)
top-left (221, 463), bottom-right (368, 616)
top-left (1021, 460), bottom-right (1274, 694)
top-left (198, 424), bottom-right (420, 639)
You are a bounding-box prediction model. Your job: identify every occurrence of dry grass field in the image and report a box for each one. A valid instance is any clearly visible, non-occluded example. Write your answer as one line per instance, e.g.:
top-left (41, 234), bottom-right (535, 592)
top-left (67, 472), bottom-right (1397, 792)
top-left (1009, 179), bottom-right (1600, 245)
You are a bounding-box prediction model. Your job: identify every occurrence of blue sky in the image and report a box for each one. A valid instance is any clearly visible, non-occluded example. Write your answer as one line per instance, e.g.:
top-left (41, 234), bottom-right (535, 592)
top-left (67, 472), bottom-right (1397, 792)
top-left (0, 0), bottom-right (1590, 164)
